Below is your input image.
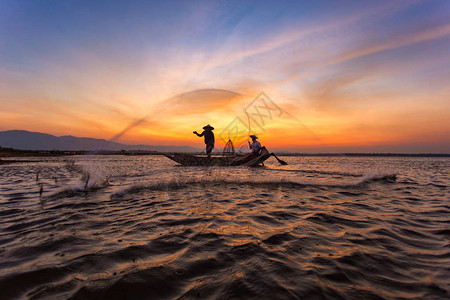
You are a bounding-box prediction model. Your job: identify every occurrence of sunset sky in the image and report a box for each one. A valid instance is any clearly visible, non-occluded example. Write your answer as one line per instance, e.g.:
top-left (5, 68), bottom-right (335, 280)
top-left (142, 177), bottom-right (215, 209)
top-left (1, 0), bottom-right (449, 153)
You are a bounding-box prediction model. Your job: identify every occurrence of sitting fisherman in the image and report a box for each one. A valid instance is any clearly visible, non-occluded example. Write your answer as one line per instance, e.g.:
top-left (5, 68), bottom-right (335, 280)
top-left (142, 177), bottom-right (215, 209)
top-left (230, 134), bottom-right (263, 166)
top-left (193, 124), bottom-right (215, 158)
top-left (248, 135), bottom-right (262, 155)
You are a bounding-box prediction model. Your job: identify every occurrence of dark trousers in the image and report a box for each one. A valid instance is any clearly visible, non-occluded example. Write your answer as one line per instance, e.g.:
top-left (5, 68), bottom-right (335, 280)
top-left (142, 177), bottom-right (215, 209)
top-left (206, 143), bottom-right (214, 157)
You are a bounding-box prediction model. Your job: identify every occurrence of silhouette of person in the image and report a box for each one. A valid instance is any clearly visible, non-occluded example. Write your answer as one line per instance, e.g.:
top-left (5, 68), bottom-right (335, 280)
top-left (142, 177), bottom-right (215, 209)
top-left (229, 134), bottom-right (264, 166)
top-left (248, 135), bottom-right (262, 155)
top-left (193, 124), bottom-right (215, 158)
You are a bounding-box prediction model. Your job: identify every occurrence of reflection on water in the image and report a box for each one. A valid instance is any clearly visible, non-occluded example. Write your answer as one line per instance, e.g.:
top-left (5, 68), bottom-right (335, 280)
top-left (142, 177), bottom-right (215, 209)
top-left (0, 155), bottom-right (449, 299)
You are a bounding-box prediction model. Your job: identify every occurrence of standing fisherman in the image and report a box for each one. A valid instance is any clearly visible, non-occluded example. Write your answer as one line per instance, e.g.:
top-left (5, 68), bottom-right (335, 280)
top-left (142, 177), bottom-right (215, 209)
top-left (193, 124), bottom-right (215, 158)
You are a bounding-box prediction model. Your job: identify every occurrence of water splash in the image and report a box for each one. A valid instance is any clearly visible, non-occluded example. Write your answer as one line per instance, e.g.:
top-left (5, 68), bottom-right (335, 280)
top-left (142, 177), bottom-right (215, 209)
top-left (110, 171), bottom-right (396, 199)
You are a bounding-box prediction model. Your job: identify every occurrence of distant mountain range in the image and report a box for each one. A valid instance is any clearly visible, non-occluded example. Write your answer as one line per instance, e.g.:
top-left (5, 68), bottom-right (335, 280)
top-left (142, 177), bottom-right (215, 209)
top-left (0, 130), bottom-right (200, 153)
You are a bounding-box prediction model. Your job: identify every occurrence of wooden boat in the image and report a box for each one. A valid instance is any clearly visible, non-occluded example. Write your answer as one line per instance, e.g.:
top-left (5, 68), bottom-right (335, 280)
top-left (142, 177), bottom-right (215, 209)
top-left (164, 147), bottom-right (272, 167)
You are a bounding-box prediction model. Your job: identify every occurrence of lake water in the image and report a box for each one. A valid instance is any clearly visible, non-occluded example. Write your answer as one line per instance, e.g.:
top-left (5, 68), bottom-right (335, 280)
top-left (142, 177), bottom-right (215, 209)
top-left (0, 155), bottom-right (449, 299)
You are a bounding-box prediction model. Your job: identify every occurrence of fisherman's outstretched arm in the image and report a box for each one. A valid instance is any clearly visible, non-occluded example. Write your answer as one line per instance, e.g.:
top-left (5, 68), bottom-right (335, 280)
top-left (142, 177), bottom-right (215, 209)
top-left (193, 131), bottom-right (204, 137)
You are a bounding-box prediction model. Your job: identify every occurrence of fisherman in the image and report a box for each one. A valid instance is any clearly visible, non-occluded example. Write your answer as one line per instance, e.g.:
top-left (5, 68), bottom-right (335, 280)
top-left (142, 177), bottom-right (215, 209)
top-left (193, 124), bottom-right (215, 158)
top-left (229, 134), bottom-right (263, 165)
top-left (248, 135), bottom-right (262, 155)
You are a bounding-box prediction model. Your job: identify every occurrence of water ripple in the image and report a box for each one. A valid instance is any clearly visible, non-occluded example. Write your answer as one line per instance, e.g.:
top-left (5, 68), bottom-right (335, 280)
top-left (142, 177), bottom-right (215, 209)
top-left (0, 156), bottom-right (448, 299)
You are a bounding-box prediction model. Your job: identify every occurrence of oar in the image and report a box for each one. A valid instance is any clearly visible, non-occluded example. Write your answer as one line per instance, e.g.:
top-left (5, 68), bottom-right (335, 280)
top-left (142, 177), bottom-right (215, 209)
top-left (271, 153), bottom-right (288, 165)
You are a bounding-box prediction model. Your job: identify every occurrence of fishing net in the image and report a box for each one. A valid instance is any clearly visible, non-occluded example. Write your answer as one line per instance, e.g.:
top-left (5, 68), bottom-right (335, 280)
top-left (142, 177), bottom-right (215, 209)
top-left (222, 139), bottom-right (236, 157)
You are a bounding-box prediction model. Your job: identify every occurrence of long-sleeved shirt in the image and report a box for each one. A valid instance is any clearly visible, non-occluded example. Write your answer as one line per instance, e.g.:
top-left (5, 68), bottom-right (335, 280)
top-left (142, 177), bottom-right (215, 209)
top-left (197, 130), bottom-right (215, 145)
top-left (249, 140), bottom-right (261, 154)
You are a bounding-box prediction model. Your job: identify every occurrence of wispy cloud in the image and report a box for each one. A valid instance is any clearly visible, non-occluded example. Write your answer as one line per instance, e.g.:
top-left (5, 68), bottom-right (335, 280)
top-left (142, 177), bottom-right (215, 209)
top-left (331, 23), bottom-right (450, 65)
top-left (1, 0), bottom-right (449, 152)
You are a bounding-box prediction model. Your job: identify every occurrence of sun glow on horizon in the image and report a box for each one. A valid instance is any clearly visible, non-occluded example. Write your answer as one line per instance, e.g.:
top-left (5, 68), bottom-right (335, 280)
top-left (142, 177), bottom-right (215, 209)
top-left (0, 0), bottom-right (449, 153)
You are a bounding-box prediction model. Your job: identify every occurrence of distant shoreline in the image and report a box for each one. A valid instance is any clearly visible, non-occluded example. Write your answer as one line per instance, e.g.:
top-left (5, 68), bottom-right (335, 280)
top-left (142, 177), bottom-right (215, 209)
top-left (1, 147), bottom-right (449, 158)
top-left (276, 152), bottom-right (450, 157)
